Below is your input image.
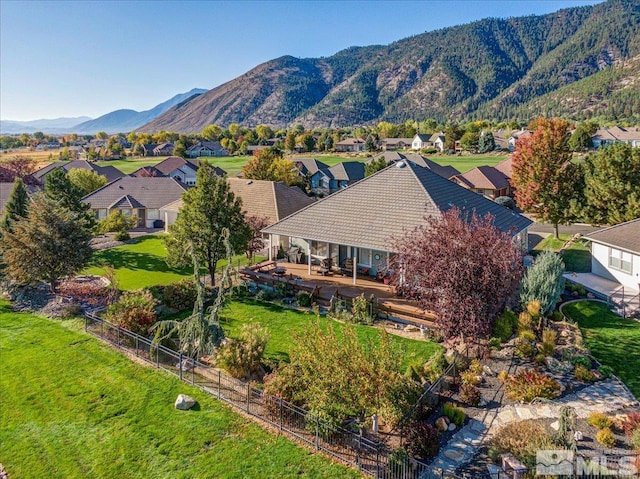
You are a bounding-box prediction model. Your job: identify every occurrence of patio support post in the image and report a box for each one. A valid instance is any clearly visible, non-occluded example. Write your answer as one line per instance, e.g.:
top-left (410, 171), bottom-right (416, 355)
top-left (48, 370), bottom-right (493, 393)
top-left (308, 240), bottom-right (312, 275)
top-left (268, 235), bottom-right (272, 261)
top-left (353, 248), bottom-right (357, 285)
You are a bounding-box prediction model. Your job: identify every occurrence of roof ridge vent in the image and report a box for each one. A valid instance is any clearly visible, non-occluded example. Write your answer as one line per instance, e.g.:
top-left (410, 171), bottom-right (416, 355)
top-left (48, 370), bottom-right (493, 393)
top-left (396, 161), bottom-right (406, 168)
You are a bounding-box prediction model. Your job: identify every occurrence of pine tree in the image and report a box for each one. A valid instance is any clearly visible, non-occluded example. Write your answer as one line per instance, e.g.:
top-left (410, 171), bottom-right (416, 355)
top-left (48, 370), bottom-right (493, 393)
top-left (1, 178), bottom-right (29, 231)
top-left (520, 251), bottom-right (565, 318)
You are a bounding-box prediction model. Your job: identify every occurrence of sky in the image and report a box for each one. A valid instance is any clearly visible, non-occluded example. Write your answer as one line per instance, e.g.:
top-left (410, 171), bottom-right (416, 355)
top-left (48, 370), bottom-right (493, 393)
top-left (0, 0), bottom-right (603, 121)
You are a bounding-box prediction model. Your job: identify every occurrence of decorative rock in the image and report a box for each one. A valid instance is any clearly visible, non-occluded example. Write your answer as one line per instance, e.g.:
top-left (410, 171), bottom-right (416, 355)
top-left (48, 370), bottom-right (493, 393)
top-left (574, 431), bottom-right (583, 441)
top-left (444, 449), bottom-right (465, 461)
top-left (482, 365), bottom-right (495, 376)
top-left (478, 398), bottom-right (487, 407)
top-left (174, 394), bottom-right (196, 410)
top-left (550, 420), bottom-right (560, 431)
top-left (436, 416), bottom-right (450, 431)
top-left (448, 423), bottom-right (457, 432)
top-left (404, 325), bottom-right (420, 332)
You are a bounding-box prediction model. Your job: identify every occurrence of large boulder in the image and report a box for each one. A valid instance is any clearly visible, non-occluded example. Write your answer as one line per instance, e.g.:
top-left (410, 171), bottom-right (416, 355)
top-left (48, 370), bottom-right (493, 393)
top-left (435, 416), bottom-right (450, 432)
top-left (174, 394), bottom-right (197, 410)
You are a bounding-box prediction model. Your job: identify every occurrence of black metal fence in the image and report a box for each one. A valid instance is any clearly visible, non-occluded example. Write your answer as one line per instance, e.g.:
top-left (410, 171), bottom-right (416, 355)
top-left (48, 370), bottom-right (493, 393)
top-left (84, 311), bottom-right (432, 478)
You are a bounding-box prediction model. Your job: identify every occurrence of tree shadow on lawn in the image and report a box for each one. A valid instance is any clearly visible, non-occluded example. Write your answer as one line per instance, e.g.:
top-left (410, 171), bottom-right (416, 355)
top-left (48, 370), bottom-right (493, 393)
top-left (90, 249), bottom-right (191, 275)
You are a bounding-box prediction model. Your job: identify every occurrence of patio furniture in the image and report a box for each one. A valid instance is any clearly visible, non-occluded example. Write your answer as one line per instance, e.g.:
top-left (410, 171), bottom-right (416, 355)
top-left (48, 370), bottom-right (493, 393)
top-left (318, 258), bottom-right (333, 276)
top-left (285, 247), bottom-right (303, 264)
top-left (341, 258), bottom-right (354, 276)
top-left (273, 266), bottom-right (287, 277)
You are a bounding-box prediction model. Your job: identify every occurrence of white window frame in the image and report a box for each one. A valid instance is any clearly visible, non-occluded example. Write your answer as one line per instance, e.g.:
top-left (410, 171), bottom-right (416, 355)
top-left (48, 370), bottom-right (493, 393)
top-left (609, 247), bottom-right (632, 274)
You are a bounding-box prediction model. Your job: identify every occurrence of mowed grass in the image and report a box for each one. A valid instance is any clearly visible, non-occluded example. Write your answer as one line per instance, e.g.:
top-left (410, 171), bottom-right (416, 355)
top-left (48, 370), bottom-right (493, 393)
top-left (532, 234), bottom-right (591, 272)
top-left (429, 153), bottom-right (507, 173)
top-left (562, 301), bottom-right (640, 398)
top-left (0, 300), bottom-right (360, 479)
top-left (218, 299), bottom-right (442, 368)
top-left (85, 234), bottom-right (262, 290)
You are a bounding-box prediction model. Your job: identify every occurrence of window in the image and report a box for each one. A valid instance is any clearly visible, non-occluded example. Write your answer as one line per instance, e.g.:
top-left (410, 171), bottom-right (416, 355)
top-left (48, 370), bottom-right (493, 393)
top-left (96, 208), bottom-right (107, 219)
top-left (609, 248), bottom-right (632, 274)
top-left (358, 248), bottom-right (372, 266)
top-left (147, 209), bottom-right (160, 220)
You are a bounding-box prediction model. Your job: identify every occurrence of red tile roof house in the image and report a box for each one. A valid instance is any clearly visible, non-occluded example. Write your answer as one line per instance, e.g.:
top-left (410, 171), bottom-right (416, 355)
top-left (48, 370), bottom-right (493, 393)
top-left (81, 177), bottom-right (188, 228)
top-left (263, 161), bottom-right (532, 285)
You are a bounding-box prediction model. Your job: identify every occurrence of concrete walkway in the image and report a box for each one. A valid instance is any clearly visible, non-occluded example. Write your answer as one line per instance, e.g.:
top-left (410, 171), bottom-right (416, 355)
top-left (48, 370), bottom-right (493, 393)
top-left (428, 379), bottom-right (639, 475)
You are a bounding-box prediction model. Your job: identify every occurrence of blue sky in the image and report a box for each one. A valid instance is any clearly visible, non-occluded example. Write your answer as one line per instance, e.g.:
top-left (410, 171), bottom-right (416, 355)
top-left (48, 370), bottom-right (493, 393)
top-left (1, 0), bottom-right (602, 121)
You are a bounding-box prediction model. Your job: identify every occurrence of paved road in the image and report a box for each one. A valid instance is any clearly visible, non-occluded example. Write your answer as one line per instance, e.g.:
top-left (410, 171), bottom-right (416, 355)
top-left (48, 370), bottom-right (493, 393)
top-left (526, 220), bottom-right (602, 236)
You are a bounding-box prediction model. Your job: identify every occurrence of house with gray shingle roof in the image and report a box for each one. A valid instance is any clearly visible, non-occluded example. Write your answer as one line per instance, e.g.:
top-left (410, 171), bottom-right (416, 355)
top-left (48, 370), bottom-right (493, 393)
top-left (585, 218), bottom-right (640, 292)
top-left (370, 152), bottom-right (459, 179)
top-left (32, 160), bottom-right (125, 185)
top-left (263, 161), bottom-right (532, 284)
top-left (81, 177), bottom-right (187, 228)
top-left (450, 165), bottom-right (511, 199)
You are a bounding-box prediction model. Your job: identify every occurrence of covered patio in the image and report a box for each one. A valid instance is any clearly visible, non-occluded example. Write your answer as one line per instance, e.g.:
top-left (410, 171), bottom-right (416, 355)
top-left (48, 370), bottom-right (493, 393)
top-left (564, 272), bottom-right (640, 318)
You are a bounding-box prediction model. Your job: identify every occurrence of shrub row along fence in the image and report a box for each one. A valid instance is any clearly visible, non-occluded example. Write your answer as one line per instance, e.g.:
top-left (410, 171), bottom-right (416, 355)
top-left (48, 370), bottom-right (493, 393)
top-left (84, 311), bottom-right (433, 478)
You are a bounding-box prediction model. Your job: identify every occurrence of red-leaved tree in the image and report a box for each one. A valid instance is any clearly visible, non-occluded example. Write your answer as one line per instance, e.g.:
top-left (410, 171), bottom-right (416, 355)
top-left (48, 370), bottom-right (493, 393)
top-left (245, 215), bottom-right (269, 262)
top-left (390, 208), bottom-right (524, 340)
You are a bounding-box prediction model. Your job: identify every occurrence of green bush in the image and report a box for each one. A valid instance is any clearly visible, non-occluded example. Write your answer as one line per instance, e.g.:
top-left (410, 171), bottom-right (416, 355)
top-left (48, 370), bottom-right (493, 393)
top-left (520, 251), bottom-right (565, 317)
top-left (493, 309), bottom-right (517, 342)
top-left (256, 289), bottom-right (275, 302)
top-left (631, 429), bottom-right (640, 451)
top-left (574, 365), bottom-right (595, 382)
top-left (423, 350), bottom-right (447, 383)
top-left (106, 289), bottom-right (158, 336)
top-left (351, 294), bottom-right (375, 325)
top-left (596, 428), bottom-right (616, 448)
top-left (515, 337), bottom-right (535, 358)
top-left (551, 311), bottom-right (564, 322)
top-left (442, 402), bottom-right (465, 426)
top-left (296, 290), bottom-right (312, 307)
top-left (403, 421), bottom-right (440, 460)
top-left (114, 230), bottom-right (130, 241)
top-left (598, 365), bottom-right (614, 378)
top-left (459, 384), bottom-right (482, 406)
top-left (216, 324), bottom-right (269, 379)
top-left (539, 341), bottom-right (555, 356)
top-left (505, 369), bottom-right (561, 402)
top-left (161, 279), bottom-right (198, 311)
top-left (97, 210), bottom-right (138, 234)
top-left (571, 356), bottom-right (592, 369)
top-left (489, 337), bottom-right (502, 350)
top-left (460, 370), bottom-right (481, 386)
top-left (587, 412), bottom-right (613, 430)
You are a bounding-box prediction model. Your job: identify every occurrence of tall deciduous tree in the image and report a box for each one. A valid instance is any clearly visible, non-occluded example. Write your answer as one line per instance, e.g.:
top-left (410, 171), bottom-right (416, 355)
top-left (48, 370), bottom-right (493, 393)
top-left (245, 215), bottom-right (269, 262)
top-left (391, 208), bottom-right (524, 340)
top-left (165, 163), bottom-right (251, 286)
top-left (67, 168), bottom-right (107, 197)
top-left (511, 118), bottom-right (580, 238)
top-left (1, 178), bottom-right (29, 231)
top-left (0, 194), bottom-right (93, 292)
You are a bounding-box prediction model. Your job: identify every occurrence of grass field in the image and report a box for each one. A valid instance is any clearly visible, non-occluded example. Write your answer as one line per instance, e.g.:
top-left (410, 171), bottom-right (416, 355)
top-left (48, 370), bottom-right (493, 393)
top-left (429, 153), bottom-right (507, 173)
top-left (0, 300), bottom-right (360, 479)
top-left (85, 235), bottom-right (262, 290)
top-left (562, 301), bottom-right (640, 397)
top-left (532, 234), bottom-right (591, 272)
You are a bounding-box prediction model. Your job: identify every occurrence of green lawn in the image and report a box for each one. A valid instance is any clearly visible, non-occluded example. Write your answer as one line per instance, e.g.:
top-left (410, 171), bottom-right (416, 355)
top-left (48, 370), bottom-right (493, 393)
top-left (95, 156), bottom-right (250, 176)
top-left (86, 234), bottom-right (261, 290)
top-left (532, 234), bottom-right (591, 272)
top-left (218, 299), bottom-right (441, 368)
top-left (562, 301), bottom-right (640, 397)
top-left (0, 300), bottom-right (359, 479)
top-left (430, 153), bottom-right (507, 173)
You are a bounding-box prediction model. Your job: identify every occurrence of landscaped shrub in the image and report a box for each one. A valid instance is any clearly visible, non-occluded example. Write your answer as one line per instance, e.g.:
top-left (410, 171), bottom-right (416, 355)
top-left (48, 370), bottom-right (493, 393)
top-left (469, 359), bottom-right (483, 375)
top-left (489, 337), bottom-right (502, 350)
top-left (598, 365), bottom-right (614, 378)
top-left (571, 356), bottom-right (592, 370)
top-left (551, 311), bottom-right (564, 322)
top-left (58, 278), bottom-right (112, 307)
top-left (539, 341), bottom-right (555, 357)
top-left (518, 311), bottom-right (533, 333)
top-left (460, 370), bottom-right (481, 386)
top-left (351, 294), bottom-right (375, 325)
top-left (255, 288), bottom-right (275, 302)
top-left (442, 402), bottom-right (465, 426)
top-left (519, 329), bottom-right (536, 342)
top-left (515, 337), bottom-right (535, 359)
top-left (423, 350), bottom-right (447, 383)
top-left (490, 420), bottom-right (557, 467)
top-left (505, 369), bottom-right (561, 402)
top-left (631, 429), bottom-right (640, 451)
top-left (459, 384), bottom-right (482, 406)
top-left (520, 252), bottom-right (565, 317)
top-left (388, 448), bottom-right (413, 479)
top-left (161, 279), bottom-right (198, 311)
top-left (622, 412), bottom-right (640, 437)
top-left (493, 309), bottom-right (518, 342)
top-left (216, 324), bottom-right (269, 379)
top-left (403, 420), bottom-right (440, 460)
top-left (534, 353), bottom-right (547, 365)
top-left (574, 365), bottom-right (595, 382)
top-left (231, 283), bottom-right (249, 299)
top-left (114, 230), bottom-right (130, 241)
top-left (97, 210), bottom-right (138, 234)
top-left (587, 412), bottom-right (613, 430)
top-left (296, 290), bottom-right (312, 307)
top-left (105, 289), bottom-right (158, 336)
top-left (498, 370), bottom-right (509, 383)
top-left (542, 328), bottom-right (558, 345)
top-left (596, 428), bottom-right (616, 448)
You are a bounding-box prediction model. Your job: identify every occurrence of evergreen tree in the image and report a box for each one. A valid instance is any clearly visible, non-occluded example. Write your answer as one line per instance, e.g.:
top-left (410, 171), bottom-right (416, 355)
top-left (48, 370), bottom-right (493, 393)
top-left (365, 157), bottom-right (388, 176)
top-left (165, 163), bottom-right (251, 286)
top-left (1, 178), bottom-right (29, 231)
top-left (478, 131), bottom-right (496, 153)
top-left (0, 194), bottom-right (93, 292)
top-left (45, 167), bottom-right (95, 230)
top-left (520, 251), bottom-right (565, 318)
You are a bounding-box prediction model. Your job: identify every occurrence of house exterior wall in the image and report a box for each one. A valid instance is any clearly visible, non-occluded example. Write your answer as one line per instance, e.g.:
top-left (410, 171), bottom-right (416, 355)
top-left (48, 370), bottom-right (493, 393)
top-left (591, 242), bottom-right (640, 290)
top-left (169, 169), bottom-right (197, 186)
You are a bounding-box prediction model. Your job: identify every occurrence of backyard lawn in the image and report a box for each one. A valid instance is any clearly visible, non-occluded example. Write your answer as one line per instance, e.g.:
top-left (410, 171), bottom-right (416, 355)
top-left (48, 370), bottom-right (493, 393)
top-left (562, 301), bottom-right (640, 397)
top-left (219, 299), bottom-right (442, 368)
top-left (429, 153), bottom-right (507, 173)
top-left (532, 234), bottom-right (591, 272)
top-left (0, 300), bottom-right (360, 479)
top-left (85, 235), bottom-right (262, 290)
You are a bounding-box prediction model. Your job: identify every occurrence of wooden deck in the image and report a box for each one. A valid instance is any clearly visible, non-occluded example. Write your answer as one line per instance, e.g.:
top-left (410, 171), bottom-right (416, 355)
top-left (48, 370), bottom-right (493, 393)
top-left (240, 261), bottom-right (437, 327)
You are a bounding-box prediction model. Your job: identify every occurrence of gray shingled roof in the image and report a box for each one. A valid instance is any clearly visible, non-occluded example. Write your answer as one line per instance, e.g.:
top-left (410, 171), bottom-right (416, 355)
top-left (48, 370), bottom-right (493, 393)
top-left (451, 165), bottom-right (510, 190)
top-left (153, 157), bottom-right (196, 175)
top-left (371, 152), bottom-right (459, 179)
top-left (585, 218), bottom-right (640, 255)
top-left (328, 161), bottom-right (365, 181)
top-left (0, 182), bottom-right (41, 215)
top-left (263, 162), bottom-right (532, 252)
top-left (81, 177), bottom-right (187, 209)
top-left (32, 160), bottom-right (125, 183)
top-left (295, 158), bottom-right (330, 176)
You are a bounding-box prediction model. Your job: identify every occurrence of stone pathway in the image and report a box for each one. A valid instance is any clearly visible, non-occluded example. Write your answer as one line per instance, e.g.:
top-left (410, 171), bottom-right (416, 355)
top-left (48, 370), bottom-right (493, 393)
top-left (428, 379), bottom-right (639, 475)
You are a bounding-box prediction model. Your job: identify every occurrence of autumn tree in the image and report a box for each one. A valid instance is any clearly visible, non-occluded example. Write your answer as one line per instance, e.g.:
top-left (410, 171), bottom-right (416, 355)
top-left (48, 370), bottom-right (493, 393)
top-left (391, 208), bottom-right (524, 340)
top-left (285, 131), bottom-right (297, 152)
top-left (245, 215), bottom-right (269, 262)
top-left (165, 163), bottom-right (251, 286)
top-left (255, 124), bottom-right (274, 142)
top-left (242, 148), bottom-right (277, 180)
top-left (202, 124), bottom-right (223, 141)
top-left (67, 168), bottom-right (107, 197)
top-left (444, 125), bottom-right (462, 150)
top-left (0, 194), bottom-right (93, 292)
top-left (459, 131), bottom-right (480, 153)
top-left (568, 123), bottom-right (594, 152)
top-left (582, 143), bottom-right (640, 225)
top-left (3, 155), bottom-right (37, 183)
top-left (511, 118), bottom-right (580, 238)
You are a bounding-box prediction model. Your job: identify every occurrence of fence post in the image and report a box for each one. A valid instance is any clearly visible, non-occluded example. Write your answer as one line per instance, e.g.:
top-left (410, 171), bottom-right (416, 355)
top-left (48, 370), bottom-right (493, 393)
top-left (191, 361), bottom-right (195, 385)
top-left (279, 398), bottom-right (283, 431)
top-left (135, 335), bottom-right (139, 357)
top-left (117, 326), bottom-right (120, 347)
top-left (156, 345), bottom-right (159, 368)
top-left (100, 317), bottom-right (104, 338)
top-left (246, 383), bottom-right (250, 413)
top-left (315, 416), bottom-right (320, 450)
top-left (179, 352), bottom-right (183, 381)
top-left (217, 370), bottom-right (221, 398)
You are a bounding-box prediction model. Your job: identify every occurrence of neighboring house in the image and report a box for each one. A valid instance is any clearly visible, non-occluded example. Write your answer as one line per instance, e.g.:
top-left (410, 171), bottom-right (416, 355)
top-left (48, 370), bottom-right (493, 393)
top-left (585, 219), bottom-right (640, 292)
top-left (81, 177), bottom-right (188, 228)
top-left (508, 129), bottom-right (532, 151)
top-left (130, 157), bottom-right (225, 186)
top-left (411, 134), bottom-right (432, 150)
top-left (379, 138), bottom-right (413, 151)
top-left (335, 138), bottom-right (365, 152)
top-left (491, 130), bottom-right (510, 151)
top-left (493, 156), bottom-right (513, 179)
top-left (186, 141), bottom-right (228, 158)
top-left (294, 158), bottom-right (330, 177)
top-left (153, 142), bottom-right (175, 156)
top-left (370, 152), bottom-right (459, 179)
top-left (450, 165), bottom-right (511, 199)
top-left (246, 145), bottom-right (268, 155)
top-left (591, 126), bottom-right (640, 148)
top-left (301, 161), bottom-right (365, 196)
top-left (35, 141), bottom-right (61, 151)
top-left (429, 133), bottom-right (446, 152)
top-left (32, 160), bottom-right (125, 185)
top-left (263, 161), bottom-right (532, 284)
top-left (0, 181), bottom-right (41, 216)
top-left (140, 143), bottom-right (158, 157)
top-left (160, 178), bottom-right (315, 236)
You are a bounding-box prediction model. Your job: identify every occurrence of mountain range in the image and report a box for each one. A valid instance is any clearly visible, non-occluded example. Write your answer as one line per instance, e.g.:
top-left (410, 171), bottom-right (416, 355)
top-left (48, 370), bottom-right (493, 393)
top-left (0, 88), bottom-right (206, 135)
top-left (138, 0), bottom-right (640, 133)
